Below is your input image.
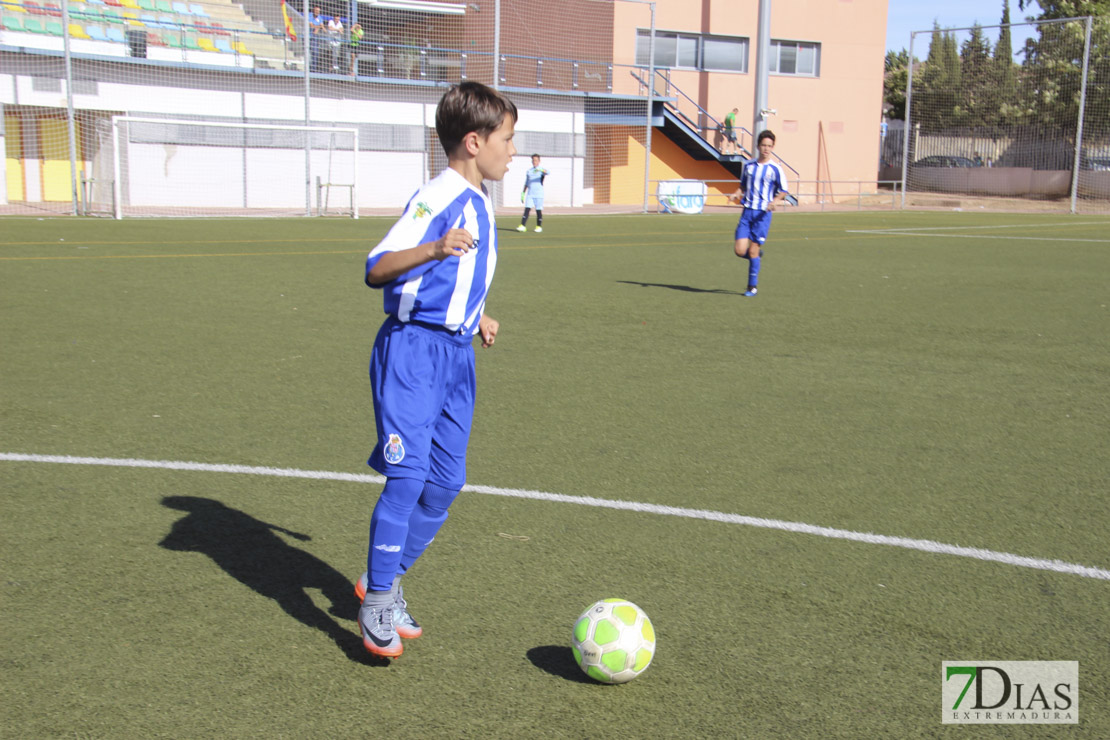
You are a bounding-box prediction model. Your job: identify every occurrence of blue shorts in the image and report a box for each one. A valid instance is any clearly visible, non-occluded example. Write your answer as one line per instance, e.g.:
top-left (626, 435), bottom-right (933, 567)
top-left (735, 208), bottom-right (772, 245)
top-left (368, 316), bottom-right (475, 488)
top-left (525, 194), bottom-right (544, 210)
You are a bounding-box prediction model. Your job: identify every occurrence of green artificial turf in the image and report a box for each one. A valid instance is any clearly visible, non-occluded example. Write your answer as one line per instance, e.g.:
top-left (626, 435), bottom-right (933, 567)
top-left (2, 211), bottom-right (1108, 737)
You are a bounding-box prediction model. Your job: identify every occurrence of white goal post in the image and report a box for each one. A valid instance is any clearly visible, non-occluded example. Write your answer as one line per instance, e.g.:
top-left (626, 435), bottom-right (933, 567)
top-left (104, 117), bottom-right (359, 218)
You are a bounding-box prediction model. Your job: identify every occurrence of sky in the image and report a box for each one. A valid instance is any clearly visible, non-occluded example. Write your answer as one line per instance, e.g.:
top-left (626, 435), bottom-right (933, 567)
top-left (886, 0), bottom-right (1042, 56)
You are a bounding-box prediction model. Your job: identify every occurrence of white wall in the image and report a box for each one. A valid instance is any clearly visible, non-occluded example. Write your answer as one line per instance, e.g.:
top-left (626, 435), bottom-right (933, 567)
top-left (1, 58), bottom-right (591, 211)
top-left (504, 154), bottom-right (576, 209)
top-left (501, 107), bottom-right (588, 207)
top-left (124, 142), bottom-right (424, 209)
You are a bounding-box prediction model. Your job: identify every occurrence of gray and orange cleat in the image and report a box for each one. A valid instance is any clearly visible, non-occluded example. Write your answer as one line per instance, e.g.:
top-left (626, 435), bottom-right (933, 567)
top-left (358, 595), bottom-right (403, 658)
top-left (355, 572), bottom-right (423, 639)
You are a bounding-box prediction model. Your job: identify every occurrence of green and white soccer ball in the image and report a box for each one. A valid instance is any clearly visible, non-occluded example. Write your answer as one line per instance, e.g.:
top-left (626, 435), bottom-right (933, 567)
top-left (572, 598), bottom-right (656, 684)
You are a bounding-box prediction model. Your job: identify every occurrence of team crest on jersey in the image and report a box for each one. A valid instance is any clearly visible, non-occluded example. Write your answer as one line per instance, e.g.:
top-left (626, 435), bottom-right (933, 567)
top-left (383, 433), bottom-right (406, 464)
top-left (412, 201), bottom-right (433, 220)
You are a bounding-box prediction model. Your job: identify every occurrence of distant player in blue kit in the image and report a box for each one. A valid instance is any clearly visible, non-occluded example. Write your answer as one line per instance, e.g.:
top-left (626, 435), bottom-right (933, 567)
top-left (357, 81), bottom-right (517, 658)
top-left (730, 130), bottom-right (789, 297)
top-left (517, 153), bottom-right (549, 232)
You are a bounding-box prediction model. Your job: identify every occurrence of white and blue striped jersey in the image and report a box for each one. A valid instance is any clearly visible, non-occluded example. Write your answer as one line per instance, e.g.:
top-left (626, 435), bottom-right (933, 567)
top-left (739, 160), bottom-right (789, 211)
top-left (366, 168), bottom-right (497, 338)
top-left (523, 166), bottom-right (548, 197)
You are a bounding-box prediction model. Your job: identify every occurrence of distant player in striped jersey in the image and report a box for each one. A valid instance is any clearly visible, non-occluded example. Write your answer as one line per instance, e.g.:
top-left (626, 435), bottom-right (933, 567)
top-left (357, 81), bottom-right (518, 658)
top-left (729, 130), bottom-right (789, 297)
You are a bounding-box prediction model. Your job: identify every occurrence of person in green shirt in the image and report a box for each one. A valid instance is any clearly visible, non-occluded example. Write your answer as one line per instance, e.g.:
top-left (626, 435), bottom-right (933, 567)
top-left (349, 22), bottom-right (364, 75)
top-left (722, 107), bottom-right (739, 155)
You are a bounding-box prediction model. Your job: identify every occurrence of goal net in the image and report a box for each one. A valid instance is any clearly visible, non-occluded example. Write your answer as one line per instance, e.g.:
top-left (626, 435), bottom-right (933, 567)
top-left (95, 117), bottom-right (358, 218)
top-left (3, 0), bottom-right (663, 217)
top-left (898, 15), bottom-right (1110, 214)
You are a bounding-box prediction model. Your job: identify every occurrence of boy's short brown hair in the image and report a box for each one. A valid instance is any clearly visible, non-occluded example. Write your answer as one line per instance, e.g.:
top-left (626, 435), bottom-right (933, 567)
top-left (757, 129), bottom-right (776, 145)
top-left (435, 81), bottom-right (518, 157)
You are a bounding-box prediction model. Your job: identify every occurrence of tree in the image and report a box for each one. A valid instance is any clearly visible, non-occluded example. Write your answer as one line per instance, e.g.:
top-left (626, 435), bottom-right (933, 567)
top-left (942, 28), bottom-right (963, 89)
top-left (884, 49), bottom-right (911, 120)
top-left (1017, 0), bottom-right (1110, 17)
top-left (995, 0), bottom-right (1015, 68)
top-left (992, 0), bottom-right (1022, 124)
top-left (955, 23), bottom-right (993, 126)
top-left (1017, 0), bottom-right (1109, 133)
top-left (914, 23), bottom-right (963, 131)
top-left (904, 0), bottom-right (1109, 169)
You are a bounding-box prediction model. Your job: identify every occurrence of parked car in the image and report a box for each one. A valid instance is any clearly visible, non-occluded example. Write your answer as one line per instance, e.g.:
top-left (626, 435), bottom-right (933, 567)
top-left (913, 155), bottom-right (976, 168)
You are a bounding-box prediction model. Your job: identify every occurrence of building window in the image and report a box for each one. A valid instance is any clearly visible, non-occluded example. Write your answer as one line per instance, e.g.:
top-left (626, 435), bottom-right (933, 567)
top-left (636, 30), bottom-right (748, 73)
top-left (769, 40), bottom-right (819, 77)
top-left (702, 35), bottom-right (747, 72)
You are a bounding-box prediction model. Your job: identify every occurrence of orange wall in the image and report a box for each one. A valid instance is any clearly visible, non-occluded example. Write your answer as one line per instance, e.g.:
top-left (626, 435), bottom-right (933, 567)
top-left (613, 0), bottom-right (887, 197)
top-left (602, 126), bottom-right (741, 206)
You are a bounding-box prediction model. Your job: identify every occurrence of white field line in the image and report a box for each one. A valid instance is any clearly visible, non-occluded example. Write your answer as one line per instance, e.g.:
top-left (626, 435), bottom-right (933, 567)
top-left (850, 222), bottom-right (1108, 232)
top-left (3, 452), bottom-right (1109, 582)
top-left (845, 230), bottom-right (1110, 243)
top-left (846, 222), bottom-right (1110, 243)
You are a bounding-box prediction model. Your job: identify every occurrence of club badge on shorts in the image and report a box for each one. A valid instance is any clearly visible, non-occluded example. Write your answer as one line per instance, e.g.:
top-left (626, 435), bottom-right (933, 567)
top-left (384, 433), bottom-right (405, 465)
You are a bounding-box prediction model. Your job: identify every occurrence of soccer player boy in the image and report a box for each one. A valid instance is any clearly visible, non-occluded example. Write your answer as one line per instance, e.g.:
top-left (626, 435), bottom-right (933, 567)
top-left (730, 130), bottom-right (789, 297)
top-left (517, 153), bottom-right (549, 233)
top-left (357, 81), bottom-right (517, 658)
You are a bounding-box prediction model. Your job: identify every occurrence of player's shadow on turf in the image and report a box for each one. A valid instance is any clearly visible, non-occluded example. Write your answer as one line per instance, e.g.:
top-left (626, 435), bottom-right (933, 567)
top-left (617, 280), bottom-right (744, 296)
top-left (158, 495), bottom-right (387, 666)
top-left (526, 645), bottom-right (594, 684)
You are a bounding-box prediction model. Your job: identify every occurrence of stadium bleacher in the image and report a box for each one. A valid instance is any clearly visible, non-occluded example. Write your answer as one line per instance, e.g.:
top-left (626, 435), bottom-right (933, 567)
top-left (0, 0), bottom-right (290, 63)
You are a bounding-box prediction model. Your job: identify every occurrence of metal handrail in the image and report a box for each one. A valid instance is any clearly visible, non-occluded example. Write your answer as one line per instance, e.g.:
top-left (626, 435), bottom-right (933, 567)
top-left (631, 68), bottom-right (803, 179)
top-left (649, 69), bottom-right (753, 147)
top-left (770, 153), bottom-right (799, 179)
top-left (636, 70), bottom-right (801, 179)
top-left (674, 179), bottom-right (903, 210)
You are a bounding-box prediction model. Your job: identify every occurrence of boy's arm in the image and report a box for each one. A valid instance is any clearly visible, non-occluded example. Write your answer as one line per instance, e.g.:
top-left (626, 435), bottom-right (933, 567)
top-left (478, 313), bottom-right (499, 348)
top-left (767, 166), bottom-right (789, 211)
top-left (366, 228), bottom-right (473, 285)
top-left (729, 182), bottom-right (745, 204)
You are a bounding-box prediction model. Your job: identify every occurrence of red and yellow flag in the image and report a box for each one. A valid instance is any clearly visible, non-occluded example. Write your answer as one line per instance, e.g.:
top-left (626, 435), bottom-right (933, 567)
top-left (281, 0), bottom-right (297, 41)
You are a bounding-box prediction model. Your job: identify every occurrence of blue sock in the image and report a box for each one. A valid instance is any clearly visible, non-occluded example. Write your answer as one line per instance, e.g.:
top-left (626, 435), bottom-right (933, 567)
top-left (748, 256), bottom-right (761, 288)
top-left (367, 477), bottom-right (423, 592)
top-left (398, 483), bottom-right (460, 574)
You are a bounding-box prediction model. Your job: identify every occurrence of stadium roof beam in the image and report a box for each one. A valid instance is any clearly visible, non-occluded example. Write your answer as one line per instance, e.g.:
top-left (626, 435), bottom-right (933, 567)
top-left (356, 0), bottom-right (466, 14)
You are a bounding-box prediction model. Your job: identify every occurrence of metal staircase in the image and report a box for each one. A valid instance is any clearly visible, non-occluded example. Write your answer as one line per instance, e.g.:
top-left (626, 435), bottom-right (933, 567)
top-left (631, 69), bottom-right (798, 181)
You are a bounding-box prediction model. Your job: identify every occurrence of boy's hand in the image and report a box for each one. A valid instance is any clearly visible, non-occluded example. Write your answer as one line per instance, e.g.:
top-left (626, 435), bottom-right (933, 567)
top-left (434, 228), bottom-right (474, 259)
top-left (478, 314), bottom-right (499, 348)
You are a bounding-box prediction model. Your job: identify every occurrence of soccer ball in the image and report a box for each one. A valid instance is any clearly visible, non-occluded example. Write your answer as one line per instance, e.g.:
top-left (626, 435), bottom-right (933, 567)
top-left (572, 598), bottom-right (655, 684)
